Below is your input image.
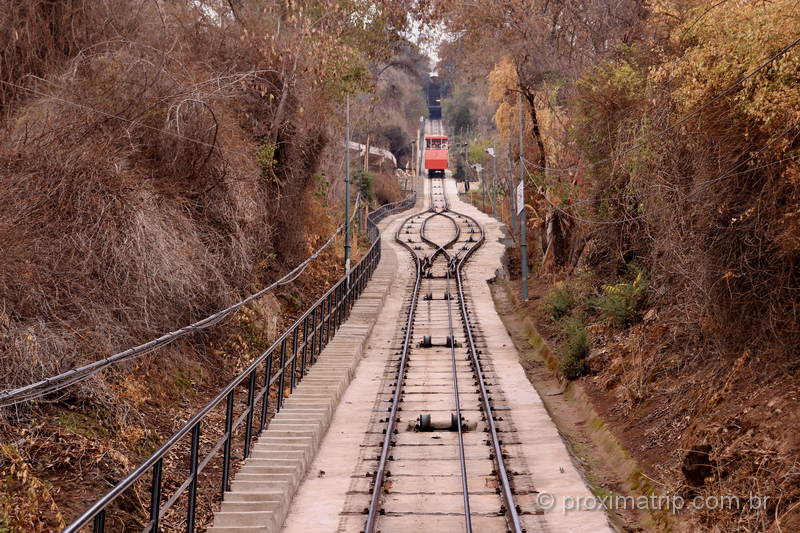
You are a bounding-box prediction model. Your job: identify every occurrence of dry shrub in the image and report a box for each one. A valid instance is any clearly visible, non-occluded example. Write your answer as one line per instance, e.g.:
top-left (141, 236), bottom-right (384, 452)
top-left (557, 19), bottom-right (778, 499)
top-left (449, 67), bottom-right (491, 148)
top-left (572, 1), bottom-right (800, 358)
top-left (0, 0), bottom-right (135, 111)
top-left (372, 171), bottom-right (404, 205)
top-left (0, 443), bottom-right (65, 532)
top-left (567, 5), bottom-right (800, 528)
top-left (0, 0), bottom-right (332, 407)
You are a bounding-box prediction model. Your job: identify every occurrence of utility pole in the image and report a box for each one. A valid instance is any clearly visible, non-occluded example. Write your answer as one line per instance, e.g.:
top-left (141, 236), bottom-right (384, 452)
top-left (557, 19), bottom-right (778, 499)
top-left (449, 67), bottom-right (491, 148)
top-left (418, 116), bottom-right (426, 184)
top-left (507, 150), bottom-right (516, 234)
top-left (411, 139), bottom-right (416, 181)
top-left (518, 93), bottom-right (528, 301)
top-left (461, 142), bottom-right (469, 192)
top-left (344, 95), bottom-right (351, 280)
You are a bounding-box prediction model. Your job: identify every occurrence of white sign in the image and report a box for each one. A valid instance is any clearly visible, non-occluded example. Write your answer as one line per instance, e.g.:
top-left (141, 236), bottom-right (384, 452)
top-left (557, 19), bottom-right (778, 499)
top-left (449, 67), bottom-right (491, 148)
top-left (516, 180), bottom-right (525, 215)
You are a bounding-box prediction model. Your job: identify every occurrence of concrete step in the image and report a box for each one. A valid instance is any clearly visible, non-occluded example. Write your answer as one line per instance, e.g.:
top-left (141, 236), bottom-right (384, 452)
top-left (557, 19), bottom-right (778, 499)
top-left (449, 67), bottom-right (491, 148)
top-left (208, 209), bottom-right (403, 533)
top-left (214, 511), bottom-right (277, 529)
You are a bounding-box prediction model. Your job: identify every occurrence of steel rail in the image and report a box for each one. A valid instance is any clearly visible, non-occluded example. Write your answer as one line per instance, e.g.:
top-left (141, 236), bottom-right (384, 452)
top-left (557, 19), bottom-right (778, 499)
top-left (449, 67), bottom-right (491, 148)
top-left (425, 177), bottom-right (472, 531)
top-left (453, 213), bottom-right (523, 533)
top-left (425, 177), bottom-right (522, 531)
top-left (367, 177), bottom-right (482, 533)
top-left (364, 209), bottom-right (424, 533)
top-left (420, 178), bottom-right (460, 262)
top-left (425, 176), bottom-right (523, 531)
top-left (420, 210), bottom-right (461, 263)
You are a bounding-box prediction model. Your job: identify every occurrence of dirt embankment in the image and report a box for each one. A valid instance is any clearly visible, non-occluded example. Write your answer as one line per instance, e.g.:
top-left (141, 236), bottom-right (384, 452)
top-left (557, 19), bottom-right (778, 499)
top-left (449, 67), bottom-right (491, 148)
top-left (470, 194), bottom-right (800, 532)
top-left (491, 267), bottom-right (800, 533)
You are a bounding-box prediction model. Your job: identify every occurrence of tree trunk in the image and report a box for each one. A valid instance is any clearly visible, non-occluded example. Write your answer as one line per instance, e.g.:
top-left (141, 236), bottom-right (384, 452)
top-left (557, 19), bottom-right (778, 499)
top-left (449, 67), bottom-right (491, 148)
top-left (520, 87), bottom-right (572, 271)
top-left (521, 89), bottom-right (546, 171)
top-left (267, 56), bottom-right (298, 149)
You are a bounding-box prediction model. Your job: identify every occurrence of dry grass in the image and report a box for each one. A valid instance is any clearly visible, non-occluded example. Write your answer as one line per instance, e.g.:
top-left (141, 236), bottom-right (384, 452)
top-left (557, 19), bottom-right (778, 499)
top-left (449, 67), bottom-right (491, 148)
top-left (0, 0), bottom-right (336, 402)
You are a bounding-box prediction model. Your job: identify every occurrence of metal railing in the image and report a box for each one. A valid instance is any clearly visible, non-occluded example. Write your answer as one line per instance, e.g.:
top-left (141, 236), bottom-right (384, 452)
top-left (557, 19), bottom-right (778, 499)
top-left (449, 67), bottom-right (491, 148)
top-left (63, 192), bottom-right (415, 533)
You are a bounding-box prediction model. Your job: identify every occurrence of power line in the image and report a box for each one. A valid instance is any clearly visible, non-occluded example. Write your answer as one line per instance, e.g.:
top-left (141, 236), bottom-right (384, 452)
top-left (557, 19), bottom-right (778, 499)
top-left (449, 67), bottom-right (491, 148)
top-left (0, 196), bottom-right (362, 408)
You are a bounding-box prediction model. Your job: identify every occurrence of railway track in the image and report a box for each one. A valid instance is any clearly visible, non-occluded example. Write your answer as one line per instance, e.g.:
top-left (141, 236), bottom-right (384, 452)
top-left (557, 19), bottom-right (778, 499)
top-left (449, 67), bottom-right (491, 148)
top-left (360, 177), bottom-right (525, 533)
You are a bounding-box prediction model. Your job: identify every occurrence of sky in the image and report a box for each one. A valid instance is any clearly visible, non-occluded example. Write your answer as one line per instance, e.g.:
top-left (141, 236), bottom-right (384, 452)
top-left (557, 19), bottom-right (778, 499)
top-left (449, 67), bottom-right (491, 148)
top-left (405, 15), bottom-right (447, 72)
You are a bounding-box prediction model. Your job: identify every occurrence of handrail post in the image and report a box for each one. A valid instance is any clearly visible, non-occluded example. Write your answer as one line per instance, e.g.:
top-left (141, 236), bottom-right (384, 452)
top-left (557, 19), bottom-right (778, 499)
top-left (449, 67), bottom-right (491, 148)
top-left (290, 326), bottom-right (299, 392)
top-left (149, 458), bottom-right (163, 532)
top-left (92, 510), bottom-right (106, 533)
top-left (243, 371), bottom-right (256, 458)
top-left (186, 423), bottom-right (201, 532)
top-left (310, 307), bottom-right (318, 365)
top-left (333, 284), bottom-right (342, 330)
top-left (300, 316), bottom-right (309, 378)
top-left (277, 339), bottom-right (287, 412)
top-left (324, 294), bottom-right (332, 347)
top-left (221, 390), bottom-right (235, 497)
top-left (259, 352), bottom-right (273, 432)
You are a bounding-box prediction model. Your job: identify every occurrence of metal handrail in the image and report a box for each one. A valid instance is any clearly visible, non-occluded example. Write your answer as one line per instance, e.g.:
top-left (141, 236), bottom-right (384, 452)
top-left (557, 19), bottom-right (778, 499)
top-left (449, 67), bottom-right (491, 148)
top-left (63, 193), bottom-right (416, 533)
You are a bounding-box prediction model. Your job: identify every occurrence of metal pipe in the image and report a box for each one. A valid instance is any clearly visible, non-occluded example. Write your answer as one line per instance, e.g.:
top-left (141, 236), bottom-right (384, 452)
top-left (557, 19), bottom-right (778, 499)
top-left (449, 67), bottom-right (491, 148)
top-left (491, 152), bottom-right (497, 218)
top-left (507, 151), bottom-right (516, 235)
top-left (445, 267), bottom-right (472, 532)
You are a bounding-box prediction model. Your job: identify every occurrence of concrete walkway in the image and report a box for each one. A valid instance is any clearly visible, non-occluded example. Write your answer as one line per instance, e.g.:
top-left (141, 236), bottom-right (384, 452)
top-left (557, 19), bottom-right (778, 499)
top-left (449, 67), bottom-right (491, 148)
top-left (206, 194), bottom-right (420, 533)
top-left (280, 206), bottom-right (416, 533)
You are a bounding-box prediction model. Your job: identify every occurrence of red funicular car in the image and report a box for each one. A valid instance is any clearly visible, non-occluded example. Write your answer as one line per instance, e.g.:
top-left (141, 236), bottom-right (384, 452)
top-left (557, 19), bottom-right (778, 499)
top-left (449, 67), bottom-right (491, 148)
top-left (424, 135), bottom-right (448, 178)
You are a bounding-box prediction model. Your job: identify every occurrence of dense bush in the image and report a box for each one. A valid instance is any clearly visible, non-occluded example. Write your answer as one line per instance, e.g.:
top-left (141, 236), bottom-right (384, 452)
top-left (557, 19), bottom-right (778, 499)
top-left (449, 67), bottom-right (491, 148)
top-left (571, 0), bottom-right (800, 355)
top-left (542, 284), bottom-right (576, 320)
top-left (591, 267), bottom-right (648, 327)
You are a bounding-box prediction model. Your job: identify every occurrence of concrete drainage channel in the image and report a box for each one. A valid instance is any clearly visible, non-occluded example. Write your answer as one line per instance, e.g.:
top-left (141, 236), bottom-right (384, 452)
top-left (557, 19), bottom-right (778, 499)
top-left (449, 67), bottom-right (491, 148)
top-left (207, 212), bottom-right (409, 533)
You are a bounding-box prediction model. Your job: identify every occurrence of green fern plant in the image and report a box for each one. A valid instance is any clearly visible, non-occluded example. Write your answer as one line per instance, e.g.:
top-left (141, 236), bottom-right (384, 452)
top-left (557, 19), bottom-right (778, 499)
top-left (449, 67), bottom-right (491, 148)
top-left (592, 266), bottom-right (648, 326)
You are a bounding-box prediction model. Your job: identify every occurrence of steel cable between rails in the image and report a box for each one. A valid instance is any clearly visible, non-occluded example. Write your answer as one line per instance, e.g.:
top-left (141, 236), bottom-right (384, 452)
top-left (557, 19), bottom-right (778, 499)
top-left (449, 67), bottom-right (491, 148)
top-left (0, 196), bottom-right (363, 408)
